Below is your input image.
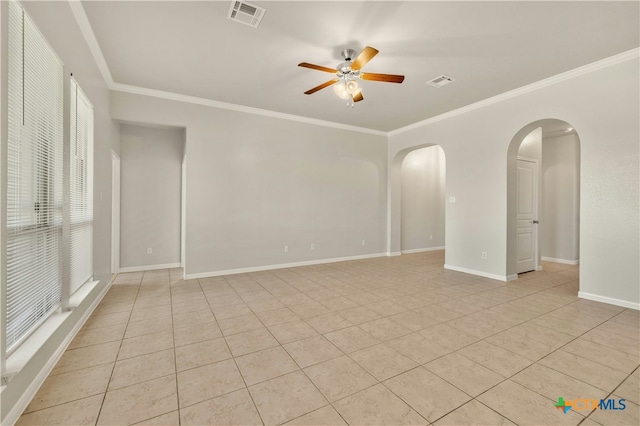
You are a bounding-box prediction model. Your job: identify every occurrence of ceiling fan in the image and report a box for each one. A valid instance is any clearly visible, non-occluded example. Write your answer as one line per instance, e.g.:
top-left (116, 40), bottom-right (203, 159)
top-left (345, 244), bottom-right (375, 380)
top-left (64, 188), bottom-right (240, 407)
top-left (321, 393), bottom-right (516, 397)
top-left (298, 46), bottom-right (405, 107)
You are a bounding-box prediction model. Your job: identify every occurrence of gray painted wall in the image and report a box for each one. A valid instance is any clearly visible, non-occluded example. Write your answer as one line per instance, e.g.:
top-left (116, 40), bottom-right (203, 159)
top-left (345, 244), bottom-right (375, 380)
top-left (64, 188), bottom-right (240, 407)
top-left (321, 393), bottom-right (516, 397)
top-left (120, 123), bottom-right (184, 269)
top-left (110, 95), bottom-right (389, 276)
top-left (541, 133), bottom-right (580, 261)
top-left (400, 146), bottom-right (446, 251)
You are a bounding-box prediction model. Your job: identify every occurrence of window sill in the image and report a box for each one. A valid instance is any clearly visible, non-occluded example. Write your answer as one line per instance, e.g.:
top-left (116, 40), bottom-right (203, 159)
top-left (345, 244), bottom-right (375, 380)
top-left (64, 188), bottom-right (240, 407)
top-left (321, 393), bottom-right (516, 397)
top-left (69, 280), bottom-right (100, 308)
top-left (2, 280), bottom-right (100, 381)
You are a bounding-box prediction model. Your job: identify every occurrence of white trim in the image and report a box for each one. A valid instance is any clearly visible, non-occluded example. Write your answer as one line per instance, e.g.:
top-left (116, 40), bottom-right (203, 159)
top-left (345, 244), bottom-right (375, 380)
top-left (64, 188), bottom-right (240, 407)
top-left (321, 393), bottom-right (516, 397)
top-left (68, 280), bottom-right (100, 309)
top-left (401, 246), bottom-right (445, 254)
top-left (506, 274), bottom-right (518, 282)
top-left (387, 252), bottom-right (402, 257)
top-left (69, 0), bottom-right (640, 138)
top-left (180, 153), bottom-right (186, 271)
top-left (541, 256), bottom-right (579, 265)
top-left (389, 48), bottom-right (640, 136)
top-left (444, 264), bottom-right (511, 282)
top-left (4, 312), bottom-right (71, 377)
top-left (578, 291), bottom-right (639, 311)
top-left (68, 0), bottom-right (385, 136)
top-left (3, 281), bottom-right (100, 376)
top-left (111, 83), bottom-right (386, 136)
top-left (118, 263), bottom-right (181, 273)
top-left (184, 253), bottom-right (386, 280)
top-left (67, 1), bottom-right (113, 86)
top-left (111, 151), bottom-right (120, 274)
top-left (1, 279), bottom-right (110, 426)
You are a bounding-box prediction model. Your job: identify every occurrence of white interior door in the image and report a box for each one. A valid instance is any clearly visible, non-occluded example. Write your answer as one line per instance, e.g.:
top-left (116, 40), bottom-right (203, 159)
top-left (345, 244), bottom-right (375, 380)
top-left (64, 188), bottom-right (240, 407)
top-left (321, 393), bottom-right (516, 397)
top-left (111, 152), bottom-right (121, 274)
top-left (517, 158), bottom-right (538, 273)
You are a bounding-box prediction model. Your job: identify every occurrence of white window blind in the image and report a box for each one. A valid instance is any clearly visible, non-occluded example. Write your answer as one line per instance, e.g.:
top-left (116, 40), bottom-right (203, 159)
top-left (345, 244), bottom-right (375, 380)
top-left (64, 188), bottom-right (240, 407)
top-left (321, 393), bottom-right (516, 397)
top-left (69, 78), bottom-right (94, 295)
top-left (6, 2), bottom-right (64, 351)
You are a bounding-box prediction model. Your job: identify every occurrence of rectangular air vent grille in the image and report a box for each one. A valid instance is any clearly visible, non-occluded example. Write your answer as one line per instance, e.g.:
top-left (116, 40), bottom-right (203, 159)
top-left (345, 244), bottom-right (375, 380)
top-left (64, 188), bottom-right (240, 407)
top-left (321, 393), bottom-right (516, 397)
top-left (227, 1), bottom-right (266, 28)
top-left (426, 74), bottom-right (455, 88)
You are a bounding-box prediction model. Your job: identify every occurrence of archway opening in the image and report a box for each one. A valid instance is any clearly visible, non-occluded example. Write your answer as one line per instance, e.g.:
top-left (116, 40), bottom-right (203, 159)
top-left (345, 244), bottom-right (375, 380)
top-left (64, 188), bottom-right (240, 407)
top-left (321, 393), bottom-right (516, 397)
top-left (507, 119), bottom-right (580, 278)
top-left (389, 144), bottom-right (446, 261)
top-left (400, 145), bottom-right (446, 254)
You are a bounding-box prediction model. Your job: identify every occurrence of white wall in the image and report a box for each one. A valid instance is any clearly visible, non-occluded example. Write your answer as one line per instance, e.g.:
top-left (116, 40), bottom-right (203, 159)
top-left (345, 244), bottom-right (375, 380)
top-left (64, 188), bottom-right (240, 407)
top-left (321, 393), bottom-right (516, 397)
top-left (389, 57), bottom-right (639, 308)
top-left (518, 127), bottom-right (542, 161)
top-left (120, 123), bottom-right (184, 269)
top-left (1, 1), bottom-right (116, 423)
top-left (541, 133), bottom-right (580, 262)
top-left (401, 146), bottom-right (446, 252)
top-left (110, 93), bottom-right (388, 277)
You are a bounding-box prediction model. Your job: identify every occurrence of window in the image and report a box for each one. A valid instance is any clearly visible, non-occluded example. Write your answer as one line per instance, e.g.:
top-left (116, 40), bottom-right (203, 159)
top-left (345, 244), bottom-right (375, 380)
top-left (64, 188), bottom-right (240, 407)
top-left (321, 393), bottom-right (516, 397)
top-left (69, 78), bottom-right (94, 295)
top-left (4, 1), bottom-right (95, 360)
top-left (6, 1), bottom-right (64, 351)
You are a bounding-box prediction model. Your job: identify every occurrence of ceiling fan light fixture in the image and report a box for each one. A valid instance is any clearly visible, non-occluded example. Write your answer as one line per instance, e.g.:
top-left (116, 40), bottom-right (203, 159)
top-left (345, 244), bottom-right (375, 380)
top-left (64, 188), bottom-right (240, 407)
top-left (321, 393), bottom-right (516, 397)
top-left (298, 45), bottom-right (404, 107)
top-left (346, 80), bottom-right (359, 94)
top-left (333, 81), bottom-right (349, 99)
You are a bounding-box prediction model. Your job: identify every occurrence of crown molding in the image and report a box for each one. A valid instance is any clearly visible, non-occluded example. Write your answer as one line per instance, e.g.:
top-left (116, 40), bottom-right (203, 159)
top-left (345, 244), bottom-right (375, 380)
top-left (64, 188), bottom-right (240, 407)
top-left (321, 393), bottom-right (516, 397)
top-left (110, 83), bottom-right (388, 136)
top-left (69, 0), bottom-right (638, 138)
top-left (67, 0), bottom-right (114, 87)
top-left (68, 1), bottom-right (385, 136)
top-left (388, 48), bottom-right (640, 136)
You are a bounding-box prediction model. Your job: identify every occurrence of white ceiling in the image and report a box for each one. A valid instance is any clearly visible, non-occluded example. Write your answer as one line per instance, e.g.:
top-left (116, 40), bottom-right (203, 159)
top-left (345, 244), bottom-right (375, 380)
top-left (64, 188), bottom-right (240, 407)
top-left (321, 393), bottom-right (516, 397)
top-left (81, 1), bottom-right (639, 132)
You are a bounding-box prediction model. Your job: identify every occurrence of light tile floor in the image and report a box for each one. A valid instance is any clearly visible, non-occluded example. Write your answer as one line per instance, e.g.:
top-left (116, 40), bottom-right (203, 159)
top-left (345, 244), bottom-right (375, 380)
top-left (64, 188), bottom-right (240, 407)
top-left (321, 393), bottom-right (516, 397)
top-left (17, 251), bottom-right (640, 425)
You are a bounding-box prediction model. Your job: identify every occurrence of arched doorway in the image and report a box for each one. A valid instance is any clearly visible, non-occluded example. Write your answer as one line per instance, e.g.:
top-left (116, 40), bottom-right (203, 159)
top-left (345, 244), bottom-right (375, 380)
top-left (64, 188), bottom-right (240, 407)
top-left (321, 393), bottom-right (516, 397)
top-left (400, 146), bottom-right (446, 254)
top-left (507, 119), bottom-right (580, 277)
top-left (388, 144), bottom-right (446, 256)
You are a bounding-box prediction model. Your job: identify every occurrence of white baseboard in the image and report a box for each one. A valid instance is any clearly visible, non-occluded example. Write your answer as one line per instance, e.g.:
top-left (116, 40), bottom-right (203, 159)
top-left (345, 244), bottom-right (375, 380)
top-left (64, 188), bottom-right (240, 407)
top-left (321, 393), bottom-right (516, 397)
top-left (401, 246), bottom-right (445, 254)
top-left (185, 253), bottom-right (387, 280)
top-left (119, 262), bottom-right (181, 273)
top-left (541, 256), bottom-right (579, 265)
top-left (578, 291), bottom-right (639, 310)
top-left (387, 252), bottom-right (402, 257)
top-left (444, 264), bottom-right (511, 282)
top-left (506, 274), bottom-right (518, 281)
top-left (2, 280), bottom-right (111, 426)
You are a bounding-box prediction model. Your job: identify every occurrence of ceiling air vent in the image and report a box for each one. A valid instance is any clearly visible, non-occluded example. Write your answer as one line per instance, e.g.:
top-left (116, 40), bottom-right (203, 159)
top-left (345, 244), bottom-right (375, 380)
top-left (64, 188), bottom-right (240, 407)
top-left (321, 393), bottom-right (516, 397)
top-left (227, 1), bottom-right (266, 28)
top-left (426, 75), bottom-right (455, 88)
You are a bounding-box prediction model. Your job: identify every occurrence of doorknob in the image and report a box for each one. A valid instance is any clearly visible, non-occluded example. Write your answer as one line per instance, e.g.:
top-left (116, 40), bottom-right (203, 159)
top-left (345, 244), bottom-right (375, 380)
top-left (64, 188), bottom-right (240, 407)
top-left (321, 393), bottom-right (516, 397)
top-left (533, 220), bottom-right (540, 224)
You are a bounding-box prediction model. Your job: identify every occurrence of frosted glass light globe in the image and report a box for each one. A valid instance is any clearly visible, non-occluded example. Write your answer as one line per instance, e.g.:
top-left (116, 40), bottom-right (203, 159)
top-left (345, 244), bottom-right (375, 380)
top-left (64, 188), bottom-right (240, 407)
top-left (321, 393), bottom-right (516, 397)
top-left (346, 80), bottom-right (359, 94)
top-left (333, 81), bottom-right (349, 99)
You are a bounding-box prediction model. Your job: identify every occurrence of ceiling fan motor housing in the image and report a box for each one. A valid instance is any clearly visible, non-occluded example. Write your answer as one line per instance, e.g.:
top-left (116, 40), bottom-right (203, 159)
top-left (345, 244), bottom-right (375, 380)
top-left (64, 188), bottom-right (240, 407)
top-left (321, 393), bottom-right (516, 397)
top-left (341, 48), bottom-right (358, 61)
top-left (337, 63), bottom-right (361, 77)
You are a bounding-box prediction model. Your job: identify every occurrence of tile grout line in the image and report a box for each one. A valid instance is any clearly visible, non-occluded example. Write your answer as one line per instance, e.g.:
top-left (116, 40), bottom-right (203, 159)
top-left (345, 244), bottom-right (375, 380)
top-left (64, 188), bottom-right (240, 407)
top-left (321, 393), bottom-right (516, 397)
top-left (94, 273), bottom-right (143, 426)
top-left (237, 273), bottom-right (337, 425)
top-left (207, 275), bottom-right (267, 426)
top-left (446, 302), bottom-right (634, 424)
top-left (170, 270), bottom-right (182, 426)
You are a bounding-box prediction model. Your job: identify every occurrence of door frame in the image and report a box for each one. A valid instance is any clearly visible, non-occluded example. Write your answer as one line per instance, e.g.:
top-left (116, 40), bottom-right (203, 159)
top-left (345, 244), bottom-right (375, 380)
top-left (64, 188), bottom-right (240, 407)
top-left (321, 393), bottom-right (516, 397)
top-left (180, 153), bottom-right (186, 271)
top-left (111, 150), bottom-right (120, 275)
top-left (516, 156), bottom-right (541, 273)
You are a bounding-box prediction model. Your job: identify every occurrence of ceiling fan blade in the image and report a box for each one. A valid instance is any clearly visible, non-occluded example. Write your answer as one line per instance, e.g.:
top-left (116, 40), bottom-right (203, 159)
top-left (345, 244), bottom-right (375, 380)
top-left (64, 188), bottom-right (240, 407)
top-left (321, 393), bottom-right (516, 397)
top-left (298, 62), bottom-right (337, 74)
top-left (361, 73), bottom-right (405, 83)
top-left (304, 78), bottom-right (340, 95)
top-left (353, 92), bottom-right (364, 102)
top-left (351, 46), bottom-right (379, 71)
